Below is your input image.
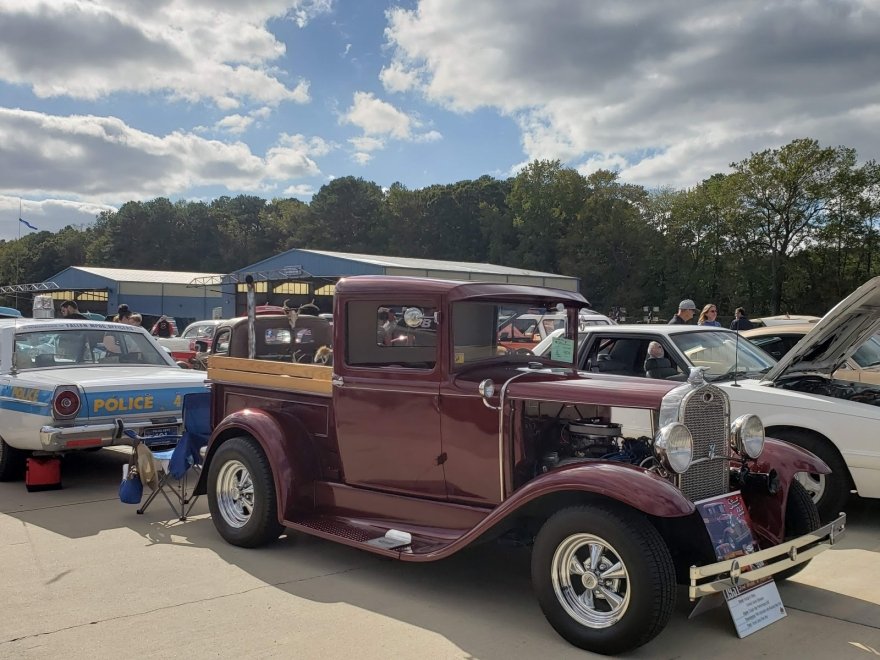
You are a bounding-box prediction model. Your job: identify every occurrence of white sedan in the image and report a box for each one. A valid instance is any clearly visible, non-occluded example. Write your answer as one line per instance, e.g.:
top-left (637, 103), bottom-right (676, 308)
top-left (0, 318), bottom-right (208, 481)
top-left (534, 277), bottom-right (880, 522)
top-left (156, 319), bottom-right (225, 361)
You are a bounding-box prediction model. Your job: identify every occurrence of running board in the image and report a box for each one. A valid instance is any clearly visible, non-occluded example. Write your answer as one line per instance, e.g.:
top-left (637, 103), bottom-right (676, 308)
top-left (284, 513), bottom-right (461, 560)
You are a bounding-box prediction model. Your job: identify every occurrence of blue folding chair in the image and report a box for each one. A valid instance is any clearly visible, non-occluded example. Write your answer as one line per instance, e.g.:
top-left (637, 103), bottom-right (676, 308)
top-left (125, 391), bottom-right (212, 520)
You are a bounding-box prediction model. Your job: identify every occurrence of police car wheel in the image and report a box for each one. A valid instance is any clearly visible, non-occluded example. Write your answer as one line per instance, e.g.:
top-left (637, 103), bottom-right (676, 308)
top-left (208, 436), bottom-right (284, 548)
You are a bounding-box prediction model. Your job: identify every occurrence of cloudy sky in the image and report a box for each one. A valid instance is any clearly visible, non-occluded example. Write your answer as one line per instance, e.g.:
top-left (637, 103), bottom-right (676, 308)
top-left (1, 0), bottom-right (879, 239)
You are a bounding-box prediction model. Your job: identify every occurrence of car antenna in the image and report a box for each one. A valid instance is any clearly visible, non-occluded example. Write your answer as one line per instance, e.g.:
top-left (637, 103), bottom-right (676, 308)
top-left (731, 325), bottom-right (742, 387)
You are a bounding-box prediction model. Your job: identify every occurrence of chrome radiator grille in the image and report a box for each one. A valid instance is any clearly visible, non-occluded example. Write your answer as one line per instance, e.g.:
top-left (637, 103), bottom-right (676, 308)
top-left (678, 385), bottom-right (730, 502)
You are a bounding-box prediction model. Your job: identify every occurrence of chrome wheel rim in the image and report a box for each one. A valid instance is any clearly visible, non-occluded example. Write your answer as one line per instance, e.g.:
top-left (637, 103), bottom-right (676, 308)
top-left (551, 533), bottom-right (630, 628)
top-left (216, 459), bottom-right (255, 528)
top-left (795, 471), bottom-right (825, 503)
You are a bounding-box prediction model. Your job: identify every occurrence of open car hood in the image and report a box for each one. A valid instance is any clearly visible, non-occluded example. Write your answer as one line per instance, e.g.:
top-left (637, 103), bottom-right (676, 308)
top-left (762, 276), bottom-right (880, 383)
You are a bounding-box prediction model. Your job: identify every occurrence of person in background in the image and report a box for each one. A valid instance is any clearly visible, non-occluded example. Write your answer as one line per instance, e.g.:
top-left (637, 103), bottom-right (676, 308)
top-left (730, 307), bottom-right (754, 331)
top-left (60, 300), bottom-right (87, 320)
top-left (129, 313), bottom-right (142, 327)
top-left (152, 315), bottom-right (173, 338)
top-left (668, 299), bottom-right (696, 325)
top-left (646, 341), bottom-right (665, 359)
top-left (698, 303), bottom-right (721, 326)
top-left (114, 303), bottom-right (132, 323)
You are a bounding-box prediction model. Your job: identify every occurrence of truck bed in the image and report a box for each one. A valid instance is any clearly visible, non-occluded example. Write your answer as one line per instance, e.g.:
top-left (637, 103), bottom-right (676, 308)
top-left (207, 356), bottom-right (332, 396)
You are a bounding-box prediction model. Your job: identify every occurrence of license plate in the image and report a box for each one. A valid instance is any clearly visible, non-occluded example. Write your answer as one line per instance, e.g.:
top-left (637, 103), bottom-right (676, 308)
top-left (144, 425), bottom-right (177, 438)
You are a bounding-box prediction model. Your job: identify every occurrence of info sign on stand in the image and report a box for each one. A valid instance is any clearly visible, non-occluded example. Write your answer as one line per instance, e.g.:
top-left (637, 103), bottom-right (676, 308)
top-left (695, 491), bottom-right (787, 638)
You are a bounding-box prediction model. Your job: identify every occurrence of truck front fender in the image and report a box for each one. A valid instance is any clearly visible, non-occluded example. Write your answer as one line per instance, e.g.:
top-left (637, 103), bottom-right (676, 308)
top-left (738, 437), bottom-right (830, 546)
top-left (195, 408), bottom-right (320, 518)
top-left (504, 461), bottom-right (695, 518)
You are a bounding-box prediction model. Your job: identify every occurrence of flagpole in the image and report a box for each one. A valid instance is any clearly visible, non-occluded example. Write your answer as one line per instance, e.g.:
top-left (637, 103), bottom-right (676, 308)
top-left (16, 198), bottom-right (21, 310)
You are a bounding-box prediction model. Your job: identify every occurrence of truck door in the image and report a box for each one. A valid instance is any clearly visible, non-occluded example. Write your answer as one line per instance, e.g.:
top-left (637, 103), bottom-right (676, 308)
top-left (333, 300), bottom-right (445, 499)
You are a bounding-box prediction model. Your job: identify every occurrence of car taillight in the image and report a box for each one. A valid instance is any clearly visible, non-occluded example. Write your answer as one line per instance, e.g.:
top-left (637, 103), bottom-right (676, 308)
top-left (53, 387), bottom-right (81, 420)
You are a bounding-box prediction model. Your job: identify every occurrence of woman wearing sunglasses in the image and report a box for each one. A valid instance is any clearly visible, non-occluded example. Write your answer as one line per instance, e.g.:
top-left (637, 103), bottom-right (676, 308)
top-left (698, 304), bottom-right (721, 326)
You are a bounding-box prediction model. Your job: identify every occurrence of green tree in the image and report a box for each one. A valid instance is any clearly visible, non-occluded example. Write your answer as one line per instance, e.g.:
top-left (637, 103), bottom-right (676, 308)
top-left (309, 177), bottom-right (388, 252)
top-left (730, 139), bottom-right (853, 313)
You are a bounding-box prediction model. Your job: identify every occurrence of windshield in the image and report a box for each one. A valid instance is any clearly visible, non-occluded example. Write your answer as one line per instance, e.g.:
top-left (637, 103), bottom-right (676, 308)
top-left (453, 300), bottom-right (577, 370)
top-left (851, 334), bottom-right (880, 368)
top-left (670, 330), bottom-right (775, 380)
top-left (183, 324), bottom-right (217, 339)
top-left (14, 328), bottom-right (171, 369)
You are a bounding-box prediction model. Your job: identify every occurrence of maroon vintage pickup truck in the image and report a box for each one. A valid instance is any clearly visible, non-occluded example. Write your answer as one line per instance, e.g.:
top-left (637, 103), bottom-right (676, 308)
top-left (195, 276), bottom-right (846, 655)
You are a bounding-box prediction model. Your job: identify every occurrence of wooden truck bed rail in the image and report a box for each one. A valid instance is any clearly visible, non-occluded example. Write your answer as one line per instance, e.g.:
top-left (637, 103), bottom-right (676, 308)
top-left (207, 356), bottom-right (333, 396)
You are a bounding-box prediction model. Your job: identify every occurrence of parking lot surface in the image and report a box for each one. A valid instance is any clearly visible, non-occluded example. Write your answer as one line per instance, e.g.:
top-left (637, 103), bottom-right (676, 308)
top-left (1, 449), bottom-right (879, 659)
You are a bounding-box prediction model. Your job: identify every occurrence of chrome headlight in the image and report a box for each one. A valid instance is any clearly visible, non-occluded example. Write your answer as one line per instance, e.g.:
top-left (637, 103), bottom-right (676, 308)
top-left (730, 414), bottom-right (765, 459)
top-left (654, 423), bottom-right (693, 474)
top-left (478, 379), bottom-right (495, 398)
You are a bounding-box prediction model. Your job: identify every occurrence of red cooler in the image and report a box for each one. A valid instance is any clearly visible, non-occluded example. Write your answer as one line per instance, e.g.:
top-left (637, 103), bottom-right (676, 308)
top-left (25, 457), bottom-right (62, 492)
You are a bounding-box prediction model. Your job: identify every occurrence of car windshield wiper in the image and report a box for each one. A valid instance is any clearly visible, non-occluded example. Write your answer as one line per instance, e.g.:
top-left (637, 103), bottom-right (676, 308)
top-left (710, 369), bottom-right (752, 382)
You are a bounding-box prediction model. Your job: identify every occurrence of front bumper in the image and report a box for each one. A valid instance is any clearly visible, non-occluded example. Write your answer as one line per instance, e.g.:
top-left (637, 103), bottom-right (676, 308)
top-left (689, 513), bottom-right (847, 599)
top-left (39, 418), bottom-right (183, 451)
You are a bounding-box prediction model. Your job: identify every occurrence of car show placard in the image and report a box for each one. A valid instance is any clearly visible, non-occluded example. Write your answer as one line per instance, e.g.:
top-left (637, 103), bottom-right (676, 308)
top-left (695, 491), bottom-right (787, 638)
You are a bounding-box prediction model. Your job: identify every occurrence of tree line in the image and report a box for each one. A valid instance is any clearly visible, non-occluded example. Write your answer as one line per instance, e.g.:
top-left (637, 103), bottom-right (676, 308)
top-left (3, 137), bottom-right (879, 320)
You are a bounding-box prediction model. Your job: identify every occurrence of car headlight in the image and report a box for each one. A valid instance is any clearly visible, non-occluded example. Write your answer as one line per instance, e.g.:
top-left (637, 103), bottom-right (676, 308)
top-left (730, 414), bottom-right (765, 459)
top-left (654, 423), bottom-right (693, 474)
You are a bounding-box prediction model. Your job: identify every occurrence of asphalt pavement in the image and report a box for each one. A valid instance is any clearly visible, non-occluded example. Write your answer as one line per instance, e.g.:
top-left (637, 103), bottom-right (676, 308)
top-left (1, 448), bottom-right (879, 659)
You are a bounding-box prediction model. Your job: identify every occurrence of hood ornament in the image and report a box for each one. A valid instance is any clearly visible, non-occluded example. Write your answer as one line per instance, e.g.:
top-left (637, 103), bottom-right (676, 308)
top-left (687, 366), bottom-right (708, 387)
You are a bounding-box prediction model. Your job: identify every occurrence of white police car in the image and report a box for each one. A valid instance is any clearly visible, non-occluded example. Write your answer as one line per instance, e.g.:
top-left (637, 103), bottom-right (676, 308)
top-left (0, 318), bottom-right (208, 480)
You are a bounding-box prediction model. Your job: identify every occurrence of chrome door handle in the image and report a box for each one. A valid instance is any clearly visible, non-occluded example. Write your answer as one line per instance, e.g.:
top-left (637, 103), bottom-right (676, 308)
top-left (331, 375), bottom-right (344, 387)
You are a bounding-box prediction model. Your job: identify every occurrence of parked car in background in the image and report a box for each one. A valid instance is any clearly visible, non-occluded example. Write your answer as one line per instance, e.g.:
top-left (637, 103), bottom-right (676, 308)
top-left (191, 313), bottom-right (333, 369)
top-left (750, 314), bottom-right (821, 327)
top-left (532, 277), bottom-right (880, 521)
top-left (156, 319), bottom-right (225, 362)
top-left (497, 308), bottom-right (612, 352)
top-left (0, 318), bottom-right (208, 481)
top-left (744, 324), bottom-right (880, 385)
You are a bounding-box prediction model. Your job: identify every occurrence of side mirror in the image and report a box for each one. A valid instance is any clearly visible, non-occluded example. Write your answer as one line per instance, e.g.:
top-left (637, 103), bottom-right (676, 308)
top-left (194, 340), bottom-right (209, 353)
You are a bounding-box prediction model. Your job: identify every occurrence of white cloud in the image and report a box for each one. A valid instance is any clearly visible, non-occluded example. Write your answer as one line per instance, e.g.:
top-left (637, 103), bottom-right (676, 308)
top-left (251, 107), bottom-right (273, 120)
top-left (384, 0), bottom-right (880, 188)
top-left (282, 183), bottom-right (316, 197)
top-left (380, 60), bottom-right (420, 93)
top-left (0, 0), bottom-right (325, 108)
top-left (0, 194), bottom-right (117, 238)
top-left (341, 91), bottom-right (442, 163)
top-left (0, 108), bottom-right (331, 201)
top-left (349, 136), bottom-right (385, 152)
top-left (413, 130), bottom-right (442, 143)
top-left (343, 91), bottom-right (414, 139)
top-left (215, 114), bottom-right (254, 134)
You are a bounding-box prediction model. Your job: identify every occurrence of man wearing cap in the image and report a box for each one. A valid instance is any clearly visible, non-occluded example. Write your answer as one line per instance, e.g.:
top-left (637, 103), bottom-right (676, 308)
top-left (668, 299), bottom-right (696, 325)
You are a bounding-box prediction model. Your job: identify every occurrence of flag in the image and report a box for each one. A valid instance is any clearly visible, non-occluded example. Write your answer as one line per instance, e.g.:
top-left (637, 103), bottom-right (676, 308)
top-left (19, 217), bottom-right (38, 231)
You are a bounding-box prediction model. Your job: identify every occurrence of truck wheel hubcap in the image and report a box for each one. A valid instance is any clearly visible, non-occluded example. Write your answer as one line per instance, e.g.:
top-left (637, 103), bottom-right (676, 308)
top-left (551, 533), bottom-right (630, 629)
top-left (216, 460), bottom-right (255, 528)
